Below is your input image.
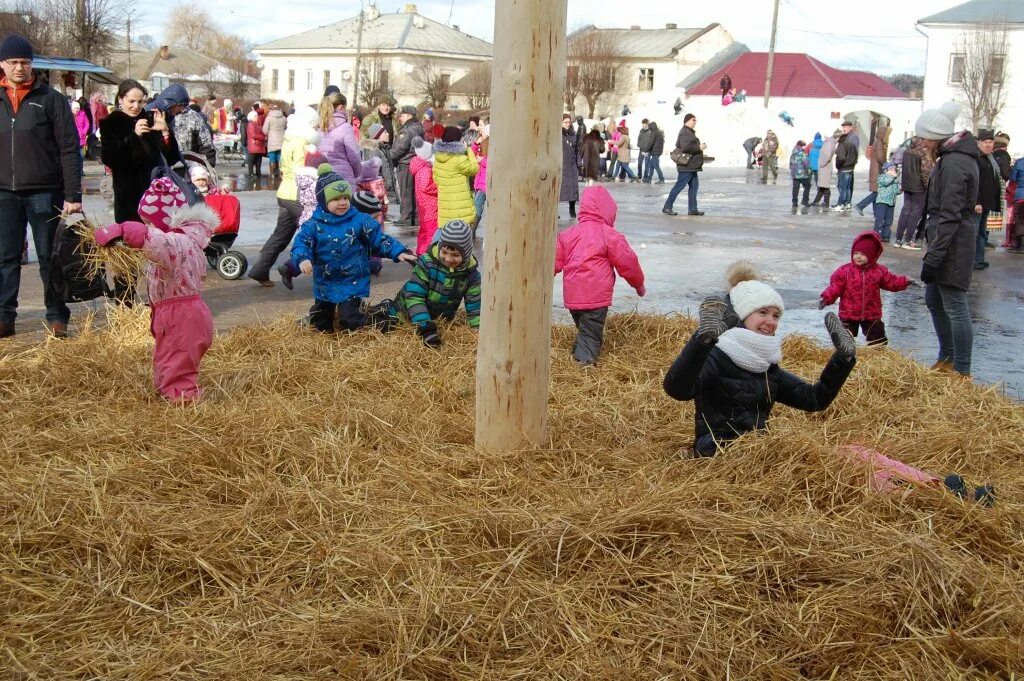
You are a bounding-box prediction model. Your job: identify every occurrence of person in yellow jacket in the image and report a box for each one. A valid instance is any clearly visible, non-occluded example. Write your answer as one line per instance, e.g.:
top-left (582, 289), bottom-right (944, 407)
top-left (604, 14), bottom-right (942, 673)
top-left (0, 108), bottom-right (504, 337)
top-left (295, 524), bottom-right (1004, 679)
top-left (433, 126), bottom-right (479, 231)
top-left (248, 106), bottom-right (321, 285)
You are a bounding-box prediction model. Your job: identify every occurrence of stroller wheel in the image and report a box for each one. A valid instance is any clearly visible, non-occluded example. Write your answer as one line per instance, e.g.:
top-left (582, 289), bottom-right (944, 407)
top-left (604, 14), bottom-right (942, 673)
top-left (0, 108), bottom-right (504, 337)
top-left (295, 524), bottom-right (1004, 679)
top-left (206, 253), bottom-right (220, 270)
top-left (217, 251), bottom-right (248, 280)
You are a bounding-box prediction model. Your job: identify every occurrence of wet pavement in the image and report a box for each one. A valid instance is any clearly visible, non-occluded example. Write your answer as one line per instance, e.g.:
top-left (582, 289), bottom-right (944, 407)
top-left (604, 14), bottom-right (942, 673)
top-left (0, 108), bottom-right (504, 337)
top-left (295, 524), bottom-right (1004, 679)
top-left (17, 163), bottom-right (1024, 396)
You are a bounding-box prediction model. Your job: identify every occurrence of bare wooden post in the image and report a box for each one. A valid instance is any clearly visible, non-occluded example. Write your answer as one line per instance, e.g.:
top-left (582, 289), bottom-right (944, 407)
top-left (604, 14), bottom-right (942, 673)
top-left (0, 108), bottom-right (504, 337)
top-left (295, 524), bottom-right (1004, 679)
top-left (475, 0), bottom-right (568, 451)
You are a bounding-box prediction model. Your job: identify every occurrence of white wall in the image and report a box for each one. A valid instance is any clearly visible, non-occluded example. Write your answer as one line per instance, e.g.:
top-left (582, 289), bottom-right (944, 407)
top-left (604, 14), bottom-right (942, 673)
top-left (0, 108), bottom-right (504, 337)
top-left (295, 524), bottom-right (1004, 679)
top-left (596, 96), bottom-right (923, 168)
top-left (920, 23), bottom-right (1023, 154)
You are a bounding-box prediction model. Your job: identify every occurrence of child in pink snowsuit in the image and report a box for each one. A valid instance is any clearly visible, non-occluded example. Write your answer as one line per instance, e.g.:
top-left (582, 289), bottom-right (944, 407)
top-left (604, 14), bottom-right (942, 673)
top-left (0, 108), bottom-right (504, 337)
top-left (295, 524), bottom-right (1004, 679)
top-left (409, 136), bottom-right (439, 254)
top-left (94, 177), bottom-right (217, 402)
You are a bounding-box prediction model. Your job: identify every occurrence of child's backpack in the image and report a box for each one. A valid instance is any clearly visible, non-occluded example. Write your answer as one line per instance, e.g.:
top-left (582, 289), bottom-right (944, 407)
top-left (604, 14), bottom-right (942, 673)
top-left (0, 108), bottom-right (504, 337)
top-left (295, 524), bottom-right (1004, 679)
top-left (49, 218), bottom-right (110, 303)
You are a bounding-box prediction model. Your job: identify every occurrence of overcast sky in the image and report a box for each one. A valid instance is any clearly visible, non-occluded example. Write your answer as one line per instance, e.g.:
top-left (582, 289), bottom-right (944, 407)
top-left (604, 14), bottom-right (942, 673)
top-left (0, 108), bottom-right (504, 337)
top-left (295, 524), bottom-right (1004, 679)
top-left (131, 0), bottom-right (941, 75)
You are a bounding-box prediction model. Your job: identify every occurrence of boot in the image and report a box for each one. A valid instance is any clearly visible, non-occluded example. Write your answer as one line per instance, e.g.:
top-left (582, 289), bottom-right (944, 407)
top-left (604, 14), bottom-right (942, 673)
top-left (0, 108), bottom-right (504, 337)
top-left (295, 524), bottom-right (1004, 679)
top-left (810, 189), bottom-right (822, 207)
top-left (822, 190), bottom-right (831, 209)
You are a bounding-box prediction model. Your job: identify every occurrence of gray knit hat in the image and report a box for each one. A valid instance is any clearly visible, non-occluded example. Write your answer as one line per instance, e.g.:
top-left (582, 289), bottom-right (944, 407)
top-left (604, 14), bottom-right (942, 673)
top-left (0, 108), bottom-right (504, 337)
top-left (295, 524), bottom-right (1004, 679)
top-left (412, 136), bottom-right (433, 161)
top-left (915, 101), bottom-right (961, 141)
top-left (352, 190), bottom-right (381, 215)
top-left (438, 220), bottom-right (474, 258)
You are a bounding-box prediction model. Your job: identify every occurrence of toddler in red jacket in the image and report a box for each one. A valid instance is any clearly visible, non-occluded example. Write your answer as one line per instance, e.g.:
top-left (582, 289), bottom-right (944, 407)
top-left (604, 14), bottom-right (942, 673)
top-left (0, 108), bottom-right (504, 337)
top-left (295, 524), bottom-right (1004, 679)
top-left (554, 186), bottom-right (645, 365)
top-left (819, 231), bottom-right (911, 345)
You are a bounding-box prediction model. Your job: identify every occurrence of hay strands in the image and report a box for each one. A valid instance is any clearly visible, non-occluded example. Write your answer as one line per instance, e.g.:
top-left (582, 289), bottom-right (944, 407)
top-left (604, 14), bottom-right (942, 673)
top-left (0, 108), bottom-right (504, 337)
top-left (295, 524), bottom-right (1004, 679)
top-left (65, 210), bottom-right (148, 280)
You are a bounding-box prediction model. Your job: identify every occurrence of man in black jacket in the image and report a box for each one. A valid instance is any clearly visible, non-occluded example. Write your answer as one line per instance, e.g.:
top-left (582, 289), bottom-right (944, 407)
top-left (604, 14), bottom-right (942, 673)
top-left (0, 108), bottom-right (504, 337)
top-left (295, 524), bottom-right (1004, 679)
top-left (662, 113), bottom-right (705, 216)
top-left (636, 119), bottom-right (652, 182)
top-left (917, 101), bottom-right (979, 377)
top-left (832, 120), bottom-right (858, 210)
top-left (644, 122), bottom-right (665, 184)
top-left (0, 35), bottom-right (78, 338)
top-left (390, 105), bottom-right (424, 226)
top-left (973, 129), bottom-right (1002, 269)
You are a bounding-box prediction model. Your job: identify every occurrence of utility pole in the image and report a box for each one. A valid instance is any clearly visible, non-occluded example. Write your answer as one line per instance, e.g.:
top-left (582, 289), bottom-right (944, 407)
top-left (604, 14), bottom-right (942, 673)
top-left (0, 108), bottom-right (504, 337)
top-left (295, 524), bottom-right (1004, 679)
top-left (126, 13), bottom-right (132, 78)
top-left (352, 1), bottom-right (365, 107)
top-left (475, 0), bottom-right (568, 451)
top-left (763, 0), bottom-right (781, 108)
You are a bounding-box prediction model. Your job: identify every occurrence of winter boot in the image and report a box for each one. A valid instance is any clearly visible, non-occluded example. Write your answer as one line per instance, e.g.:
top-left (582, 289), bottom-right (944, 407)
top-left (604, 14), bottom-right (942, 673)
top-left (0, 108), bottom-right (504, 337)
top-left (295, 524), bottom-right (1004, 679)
top-left (810, 189), bottom-right (823, 207)
top-left (821, 190), bottom-right (831, 209)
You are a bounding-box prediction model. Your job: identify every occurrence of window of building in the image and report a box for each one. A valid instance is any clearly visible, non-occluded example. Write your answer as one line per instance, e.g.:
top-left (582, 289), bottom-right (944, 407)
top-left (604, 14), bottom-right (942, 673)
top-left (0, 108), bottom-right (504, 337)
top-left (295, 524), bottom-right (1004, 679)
top-left (306, 70), bottom-right (313, 90)
top-left (948, 53), bottom-right (965, 84)
top-left (638, 68), bottom-right (654, 92)
top-left (288, 69), bottom-right (295, 91)
top-left (441, 73), bottom-right (451, 87)
top-left (380, 69), bottom-right (389, 90)
top-left (271, 69), bottom-right (279, 91)
top-left (991, 54), bottom-right (1006, 83)
top-left (323, 70), bottom-right (331, 89)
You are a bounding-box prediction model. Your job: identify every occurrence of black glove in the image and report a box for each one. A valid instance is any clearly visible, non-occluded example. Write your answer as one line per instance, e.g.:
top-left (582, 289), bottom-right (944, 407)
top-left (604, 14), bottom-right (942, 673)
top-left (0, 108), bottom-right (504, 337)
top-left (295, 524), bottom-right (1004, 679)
top-left (824, 312), bottom-right (856, 361)
top-left (920, 262), bottom-right (938, 285)
top-left (417, 322), bottom-right (442, 348)
top-left (695, 296), bottom-right (730, 345)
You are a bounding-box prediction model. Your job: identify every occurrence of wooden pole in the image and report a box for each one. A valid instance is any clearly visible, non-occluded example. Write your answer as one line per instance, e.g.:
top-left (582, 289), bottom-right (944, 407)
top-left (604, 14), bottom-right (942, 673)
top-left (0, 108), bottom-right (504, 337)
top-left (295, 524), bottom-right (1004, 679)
top-left (475, 0), bottom-right (568, 451)
top-left (763, 0), bottom-right (781, 108)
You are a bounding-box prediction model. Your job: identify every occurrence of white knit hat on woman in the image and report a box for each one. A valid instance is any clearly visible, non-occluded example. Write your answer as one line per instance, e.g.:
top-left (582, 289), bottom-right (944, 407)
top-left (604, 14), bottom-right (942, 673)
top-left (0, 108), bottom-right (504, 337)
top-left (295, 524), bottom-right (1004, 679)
top-left (915, 101), bottom-right (961, 141)
top-left (730, 280), bottom-right (785, 321)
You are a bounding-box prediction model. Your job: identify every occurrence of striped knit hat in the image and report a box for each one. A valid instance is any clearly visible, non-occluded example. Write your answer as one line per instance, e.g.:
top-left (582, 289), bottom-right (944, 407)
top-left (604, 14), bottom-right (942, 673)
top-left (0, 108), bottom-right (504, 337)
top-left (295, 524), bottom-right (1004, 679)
top-left (438, 220), bottom-right (474, 259)
top-left (352, 191), bottom-right (381, 215)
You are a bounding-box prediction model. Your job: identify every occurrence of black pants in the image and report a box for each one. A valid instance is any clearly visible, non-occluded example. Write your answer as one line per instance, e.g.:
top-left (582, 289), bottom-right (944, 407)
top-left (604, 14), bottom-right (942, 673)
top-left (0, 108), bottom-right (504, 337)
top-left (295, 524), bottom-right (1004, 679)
top-left (895, 191), bottom-right (926, 243)
top-left (247, 153), bottom-right (264, 176)
top-left (250, 198), bottom-right (302, 280)
top-left (570, 307), bottom-right (608, 365)
top-left (396, 164), bottom-right (417, 224)
top-left (843, 319), bottom-right (887, 345)
top-left (811, 187), bottom-right (831, 207)
top-left (310, 298), bottom-right (367, 333)
top-left (791, 178), bottom-right (811, 205)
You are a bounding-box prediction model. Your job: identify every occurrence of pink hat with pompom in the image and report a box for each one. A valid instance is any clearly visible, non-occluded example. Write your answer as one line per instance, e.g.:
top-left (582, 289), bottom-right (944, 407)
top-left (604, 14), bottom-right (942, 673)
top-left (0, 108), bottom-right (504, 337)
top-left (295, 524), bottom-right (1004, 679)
top-left (138, 177), bottom-right (187, 233)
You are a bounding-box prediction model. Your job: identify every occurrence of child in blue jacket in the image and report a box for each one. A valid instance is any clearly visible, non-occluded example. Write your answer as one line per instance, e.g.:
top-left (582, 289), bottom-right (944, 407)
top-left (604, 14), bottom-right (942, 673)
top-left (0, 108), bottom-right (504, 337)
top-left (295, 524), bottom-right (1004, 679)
top-left (291, 164), bottom-right (415, 333)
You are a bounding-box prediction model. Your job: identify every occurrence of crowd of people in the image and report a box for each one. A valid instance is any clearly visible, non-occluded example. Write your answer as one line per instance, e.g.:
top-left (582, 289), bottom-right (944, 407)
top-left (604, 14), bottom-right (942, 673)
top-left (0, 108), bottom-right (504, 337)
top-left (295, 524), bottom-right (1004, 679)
top-left (0, 29), bottom-right (1017, 441)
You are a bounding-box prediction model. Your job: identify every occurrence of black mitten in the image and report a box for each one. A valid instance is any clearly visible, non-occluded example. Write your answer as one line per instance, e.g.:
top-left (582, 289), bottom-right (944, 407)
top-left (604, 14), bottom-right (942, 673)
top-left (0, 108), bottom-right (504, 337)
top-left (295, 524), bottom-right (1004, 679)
top-left (417, 322), bottom-right (442, 348)
top-left (824, 312), bottom-right (856, 361)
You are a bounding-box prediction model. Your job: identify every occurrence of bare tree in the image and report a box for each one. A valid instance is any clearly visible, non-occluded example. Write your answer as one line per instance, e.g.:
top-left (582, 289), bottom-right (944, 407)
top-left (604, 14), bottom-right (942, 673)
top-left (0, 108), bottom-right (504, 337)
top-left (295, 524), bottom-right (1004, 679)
top-left (358, 50), bottom-right (392, 108)
top-left (459, 61), bottom-right (491, 111)
top-left (953, 22), bottom-right (1010, 128)
top-left (410, 57), bottom-right (451, 110)
top-left (567, 29), bottom-right (624, 119)
top-left (26, 0), bottom-right (127, 62)
top-left (165, 2), bottom-right (216, 52)
top-left (206, 31), bottom-right (254, 99)
top-left (0, 3), bottom-right (53, 55)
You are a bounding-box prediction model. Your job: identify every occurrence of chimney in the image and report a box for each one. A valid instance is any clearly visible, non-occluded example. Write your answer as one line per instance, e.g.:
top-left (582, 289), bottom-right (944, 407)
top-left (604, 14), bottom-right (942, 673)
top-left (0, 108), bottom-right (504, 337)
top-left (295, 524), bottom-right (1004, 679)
top-left (404, 3), bottom-right (417, 12)
top-left (630, 25), bottom-right (641, 30)
top-left (159, 45), bottom-right (170, 60)
top-left (666, 23), bottom-right (677, 29)
top-left (453, 24), bottom-right (460, 31)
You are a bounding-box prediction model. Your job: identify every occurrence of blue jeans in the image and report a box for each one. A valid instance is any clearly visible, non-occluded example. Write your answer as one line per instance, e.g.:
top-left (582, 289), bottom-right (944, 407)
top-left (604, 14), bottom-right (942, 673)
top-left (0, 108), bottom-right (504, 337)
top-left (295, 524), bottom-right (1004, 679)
top-left (636, 152), bottom-right (647, 180)
top-left (856, 191), bottom-right (877, 211)
top-left (473, 190), bottom-right (486, 225)
top-left (925, 283), bottom-right (973, 375)
top-left (618, 162), bottom-right (636, 180)
top-left (975, 210), bottom-right (988, 265)
top-left (0, 189), bottom-right (71, 325)
top-left (643, 155), bottom-right (664, 182)
top-left (664, 171), bottom-right (699, 213)
top-left (837, 171), bottom-right (854, 206)
top-left (873, 203), bottom-right (894, 240)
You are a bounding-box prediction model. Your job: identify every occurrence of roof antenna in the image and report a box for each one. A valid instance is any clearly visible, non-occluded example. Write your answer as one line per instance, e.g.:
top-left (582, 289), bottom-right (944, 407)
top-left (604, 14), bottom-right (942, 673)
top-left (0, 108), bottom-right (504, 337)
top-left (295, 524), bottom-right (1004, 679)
top-left (446, 0), bottom-right (455, 25)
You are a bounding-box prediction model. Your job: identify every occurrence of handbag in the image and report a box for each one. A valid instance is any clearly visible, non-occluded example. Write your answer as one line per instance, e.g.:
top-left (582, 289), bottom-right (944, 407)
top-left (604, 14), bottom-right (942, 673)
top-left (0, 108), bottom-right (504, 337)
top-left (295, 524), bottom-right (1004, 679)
top-left (986, 212), bottom-right (1003, 233)
top-left (670, 148), bottom-right (692, 166)
top-left (145, 134), bottom-right (205, 207)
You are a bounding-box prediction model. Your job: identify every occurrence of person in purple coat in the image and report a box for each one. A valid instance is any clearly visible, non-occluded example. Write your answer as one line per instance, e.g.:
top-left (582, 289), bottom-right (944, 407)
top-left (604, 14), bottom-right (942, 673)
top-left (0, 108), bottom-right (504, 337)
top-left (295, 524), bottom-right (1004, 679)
top-left (315, 92), bottom-right (362, 186)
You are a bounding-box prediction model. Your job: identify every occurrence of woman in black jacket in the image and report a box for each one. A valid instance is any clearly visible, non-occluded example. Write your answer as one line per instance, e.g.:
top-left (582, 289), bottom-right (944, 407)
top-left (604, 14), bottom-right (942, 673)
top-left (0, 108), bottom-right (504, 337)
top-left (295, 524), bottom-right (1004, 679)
top-left (664, 263), bottom-right (857, 457)
top-left (99, 79), bottom-right (179, 302)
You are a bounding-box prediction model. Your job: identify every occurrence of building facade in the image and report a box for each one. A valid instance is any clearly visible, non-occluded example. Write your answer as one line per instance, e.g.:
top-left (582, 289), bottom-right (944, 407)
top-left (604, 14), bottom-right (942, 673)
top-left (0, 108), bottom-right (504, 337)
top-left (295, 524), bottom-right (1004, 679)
top-left (253, 4), bottom-right (492, 110)
top-left (917, 0), bottom-right (1022, 138)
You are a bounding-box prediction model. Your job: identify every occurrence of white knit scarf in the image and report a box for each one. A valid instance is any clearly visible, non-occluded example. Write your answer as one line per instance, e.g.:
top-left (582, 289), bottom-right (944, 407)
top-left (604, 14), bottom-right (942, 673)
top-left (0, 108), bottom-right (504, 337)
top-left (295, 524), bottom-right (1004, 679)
top-left (715, 328), bottom-right (783, 373)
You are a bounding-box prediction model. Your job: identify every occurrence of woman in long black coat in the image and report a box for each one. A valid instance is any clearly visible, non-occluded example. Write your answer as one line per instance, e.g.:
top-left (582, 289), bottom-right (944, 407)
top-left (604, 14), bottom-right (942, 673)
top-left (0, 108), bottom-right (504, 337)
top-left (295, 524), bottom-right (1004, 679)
top-left (99, 79), bottom-right (179, 302)
top-left (560, 114), bottom-right (581, 219)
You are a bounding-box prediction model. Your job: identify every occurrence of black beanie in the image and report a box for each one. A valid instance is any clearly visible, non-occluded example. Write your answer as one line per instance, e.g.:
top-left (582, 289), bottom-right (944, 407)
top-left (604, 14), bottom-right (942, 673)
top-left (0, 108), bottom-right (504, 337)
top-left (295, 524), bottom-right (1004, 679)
top-left (442, 126), bottom-right (462, 143)
top-left (0, 34), bottom-right (34, 61)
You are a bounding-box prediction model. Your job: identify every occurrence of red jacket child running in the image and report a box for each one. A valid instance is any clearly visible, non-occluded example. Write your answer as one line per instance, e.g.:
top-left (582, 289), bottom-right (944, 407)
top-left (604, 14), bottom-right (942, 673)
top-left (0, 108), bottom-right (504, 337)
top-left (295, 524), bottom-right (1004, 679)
top-left (820, 231), bottom-right (910, 345)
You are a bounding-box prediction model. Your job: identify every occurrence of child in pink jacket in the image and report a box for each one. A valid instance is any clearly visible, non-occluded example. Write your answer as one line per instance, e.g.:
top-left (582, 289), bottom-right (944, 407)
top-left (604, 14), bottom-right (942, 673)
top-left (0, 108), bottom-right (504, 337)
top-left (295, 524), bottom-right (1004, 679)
top-left (410, 136), bottom-right (440, 254)
top-left (554, 185), bottom-right (645, 365)
top-left (94, 177), bottom-right (217, 403)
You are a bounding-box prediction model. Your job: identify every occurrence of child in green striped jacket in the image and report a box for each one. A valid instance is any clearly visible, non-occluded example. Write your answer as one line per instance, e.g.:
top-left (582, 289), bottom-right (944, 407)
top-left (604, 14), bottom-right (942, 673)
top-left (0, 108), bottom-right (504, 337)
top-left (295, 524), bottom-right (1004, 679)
top-left (388, 220), bottom-right (481, 347)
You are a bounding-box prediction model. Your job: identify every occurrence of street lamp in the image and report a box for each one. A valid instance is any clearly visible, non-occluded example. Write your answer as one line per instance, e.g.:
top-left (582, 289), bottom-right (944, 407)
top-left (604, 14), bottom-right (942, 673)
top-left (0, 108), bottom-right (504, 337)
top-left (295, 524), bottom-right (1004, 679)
top-left (352, 0), bottom-right (366, 107)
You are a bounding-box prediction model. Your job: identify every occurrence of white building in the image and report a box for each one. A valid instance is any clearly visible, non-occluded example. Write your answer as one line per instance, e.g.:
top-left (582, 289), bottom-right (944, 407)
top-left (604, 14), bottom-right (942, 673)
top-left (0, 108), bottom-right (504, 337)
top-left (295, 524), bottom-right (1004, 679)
top-left (252, 4), bottom-right (492, 110)
top-left (917, 0), bottom-right (1023, 139)
top-left (566, 23), bottom-right (740, 118)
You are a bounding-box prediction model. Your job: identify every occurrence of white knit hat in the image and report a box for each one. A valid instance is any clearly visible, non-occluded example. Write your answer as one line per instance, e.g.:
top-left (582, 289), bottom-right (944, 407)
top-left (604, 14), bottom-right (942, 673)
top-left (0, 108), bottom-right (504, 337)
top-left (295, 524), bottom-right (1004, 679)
top-left (730, 280), bottom-right (785, 321)
top-left (915, 101), bottom-right (961, 141)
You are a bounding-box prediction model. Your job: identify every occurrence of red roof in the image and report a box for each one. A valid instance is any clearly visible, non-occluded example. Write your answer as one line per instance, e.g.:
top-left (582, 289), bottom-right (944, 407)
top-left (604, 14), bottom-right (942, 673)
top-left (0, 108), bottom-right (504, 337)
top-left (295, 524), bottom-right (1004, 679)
top-left (688, 52), bottom-right (908, 99)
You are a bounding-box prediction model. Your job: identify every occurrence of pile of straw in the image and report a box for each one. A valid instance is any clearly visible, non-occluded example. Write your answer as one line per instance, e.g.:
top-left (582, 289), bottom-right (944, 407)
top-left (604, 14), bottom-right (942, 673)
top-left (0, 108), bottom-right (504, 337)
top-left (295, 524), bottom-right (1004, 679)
top-left (71, 213), bottom-right (149, 280)
top-left (2, 308), bottom-right (1022, 678)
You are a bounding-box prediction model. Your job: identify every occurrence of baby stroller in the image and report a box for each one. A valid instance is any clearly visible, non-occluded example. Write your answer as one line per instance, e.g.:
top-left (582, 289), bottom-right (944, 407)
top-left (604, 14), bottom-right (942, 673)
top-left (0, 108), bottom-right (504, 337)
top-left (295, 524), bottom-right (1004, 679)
top-left (184, 152), bottom-right (249, 280)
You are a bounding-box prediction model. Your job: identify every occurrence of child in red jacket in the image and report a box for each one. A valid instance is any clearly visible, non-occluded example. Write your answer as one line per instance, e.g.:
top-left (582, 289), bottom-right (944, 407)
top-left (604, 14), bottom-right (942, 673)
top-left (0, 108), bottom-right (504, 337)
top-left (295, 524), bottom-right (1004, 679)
top-left (554, 186), bottom-right (645, 365)
top-left (819, 231), bottom-right (911, 345)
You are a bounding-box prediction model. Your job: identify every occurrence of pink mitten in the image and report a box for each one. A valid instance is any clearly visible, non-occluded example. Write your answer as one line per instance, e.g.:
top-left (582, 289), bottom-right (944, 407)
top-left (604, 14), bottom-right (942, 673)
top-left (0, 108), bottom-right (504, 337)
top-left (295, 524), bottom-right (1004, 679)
top-left (121, 221), bottom-right (149, 249)
top-left (93, 223), bottom-right (124, 247)
top-left (637, 284), bottom-right (647, 298)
